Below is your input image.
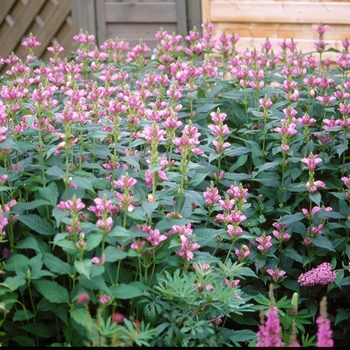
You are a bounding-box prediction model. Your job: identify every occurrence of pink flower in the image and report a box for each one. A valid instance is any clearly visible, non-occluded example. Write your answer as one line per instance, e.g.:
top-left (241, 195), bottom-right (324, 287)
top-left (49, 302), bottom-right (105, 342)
top-left (266, 268), bottom-right (286, 282)
top-left (301, 153), bottom-right (322, 170)
top-left (77, 293), bottom-right (90, 304)
top-left (298, 262), bottom-right (336, 286)
top-left (256, 306), bottom-right (283, 347)
top-left (316, 297), bottom-right (334, 347)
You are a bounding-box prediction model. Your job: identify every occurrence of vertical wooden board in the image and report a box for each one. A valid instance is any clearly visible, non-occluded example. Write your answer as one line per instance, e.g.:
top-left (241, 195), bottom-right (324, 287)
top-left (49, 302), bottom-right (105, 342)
top-left (95, 0), bottom-right (107, 47)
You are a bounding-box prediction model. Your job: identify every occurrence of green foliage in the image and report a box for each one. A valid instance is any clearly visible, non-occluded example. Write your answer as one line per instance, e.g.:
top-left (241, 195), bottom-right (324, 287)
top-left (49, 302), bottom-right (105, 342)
top-left (0, 23), bottom-right (348, 347)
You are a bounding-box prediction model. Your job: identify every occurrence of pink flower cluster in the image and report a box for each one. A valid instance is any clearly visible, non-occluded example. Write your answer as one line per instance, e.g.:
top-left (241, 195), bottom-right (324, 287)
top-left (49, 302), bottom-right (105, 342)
top-left (298, 262), bottom-right (337, 286)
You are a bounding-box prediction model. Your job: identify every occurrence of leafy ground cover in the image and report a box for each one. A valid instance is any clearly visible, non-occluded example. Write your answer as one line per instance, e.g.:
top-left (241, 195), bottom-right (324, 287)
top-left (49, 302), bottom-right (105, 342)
top-left (0, 21), bottom-right (349, 347)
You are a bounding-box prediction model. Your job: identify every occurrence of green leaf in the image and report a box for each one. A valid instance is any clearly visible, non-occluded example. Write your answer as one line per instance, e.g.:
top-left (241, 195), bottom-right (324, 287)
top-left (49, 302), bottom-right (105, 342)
top-left (70, 307), bottom-right (92, 330)
top-left (43, 253), bottom-right (73, 275)
top-left (39, 182), bottom-right (59, 206)
top-left (104, 246), bottom-right (128, 262)
top-left (120, 156), bottom-right (141, 171)
top-left (46, 165), bottom-right (65, 179)
top-left (85, 233), bottom-right (103, 252)
top-left (11, 336), bottom-right (36, 347)
top-left (228, 329), bottom-right (257, 343)
top-left (20, 321), bottom-right (55, 338)
top-left (81, 275), bottom-right (110, 294)
top-left (309, 191), bottom-right (321, 206)
top-left (338, 276), bottom-right (350, 287)
top-left (33, 280), bottom-right (70, 304)
top-left (335, 308), bottom-right (350, 325)
top-left (126, 207), bottom-right (147, 221)
top-left (142, 200), bottom-right (159, 218)
top-left (110, 283), bottom-right (144, 299)
top-left (315, 210), bottom-right (344, 220)
top-left (279, 213), bottom-right (305, 225)
top-left (54, 240), bottom-right (78, 255)
top-left (311, 235), bottom-right (335, 251)
top-left (74, 259), bottom-right (92, 279)
top-left (108, 225), bottom-right (134, 238)
top-left (71, 176), bottom-right (95, 193)
top-left (283, 247), bottom-right (303, 264)
top-left (2, 276), bottom-right (26, 291)
top-left (253, 161), bottom-right (279, 176)
top-left (17, 214), bottom-right (55, 235)
top-left (15, 236), bottom-right (41, 252)
top-left (5, 254), bottom-right (30, 272)
top-left (196, 103), bottom-right (221, 113)
top-left (187, 172), bottom-right (209, 187)
top-left (12, 199), bottom-right (52, 214)
top-left (195, 228), bottom-right (225, 246)
top-left (13, 309), bottom-right (35, 322)
top-left (224, 147), bottom-right (251, 158)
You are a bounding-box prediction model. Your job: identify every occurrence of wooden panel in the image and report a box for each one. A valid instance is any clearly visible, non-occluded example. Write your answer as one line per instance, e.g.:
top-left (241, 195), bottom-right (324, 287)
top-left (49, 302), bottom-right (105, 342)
top-left (33, 0), bottom-right (72, 58)
top-left (0, 0), bottom-right (17, 24)
top-left (201, 0), bottom-right (350, 62)
top-left (208, 1), bottom-right (350, 24)
top-left (104, 2), bottom-right (177, 22)
top-left (106, 23), bottom-right (178, 41)
top-left (215, 23), bottom-right (350, 41)
top-left (0, 0), bottom-right (47, 59)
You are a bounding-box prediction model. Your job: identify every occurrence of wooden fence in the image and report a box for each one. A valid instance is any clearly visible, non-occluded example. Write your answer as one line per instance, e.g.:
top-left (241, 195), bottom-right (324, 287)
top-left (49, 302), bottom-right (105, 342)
top-left (0, 0), bottom-right (201, 74)
top-left (201, 0), bottom-right (350, 61)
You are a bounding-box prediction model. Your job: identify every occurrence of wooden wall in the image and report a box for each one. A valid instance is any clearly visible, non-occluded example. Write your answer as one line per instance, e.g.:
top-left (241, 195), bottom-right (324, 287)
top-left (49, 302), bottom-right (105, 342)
top-left (0, 0), bottom-right (202, 75)
top-left (94, 0), bottom-right (202, 51)
top-left (0, 0), bottom-right (74, 73)
top-left (201, 0), bottom-right (350, 60)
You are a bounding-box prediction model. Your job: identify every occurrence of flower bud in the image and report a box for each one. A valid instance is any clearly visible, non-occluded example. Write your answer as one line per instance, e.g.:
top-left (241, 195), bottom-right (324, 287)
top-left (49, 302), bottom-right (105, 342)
top-left (290, 292), bottom-right (298, 315)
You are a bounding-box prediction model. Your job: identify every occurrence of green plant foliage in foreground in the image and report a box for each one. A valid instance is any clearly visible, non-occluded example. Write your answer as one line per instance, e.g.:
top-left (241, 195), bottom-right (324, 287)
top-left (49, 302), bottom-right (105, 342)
top-left (0, 22), bottom-right (349, 346)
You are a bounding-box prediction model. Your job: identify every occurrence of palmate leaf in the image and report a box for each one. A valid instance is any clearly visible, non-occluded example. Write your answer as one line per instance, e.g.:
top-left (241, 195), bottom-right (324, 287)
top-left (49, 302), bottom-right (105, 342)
top-left (33, 280), bottom-right (70, 304)
top-left (16, 214), bottom-right (55, 235)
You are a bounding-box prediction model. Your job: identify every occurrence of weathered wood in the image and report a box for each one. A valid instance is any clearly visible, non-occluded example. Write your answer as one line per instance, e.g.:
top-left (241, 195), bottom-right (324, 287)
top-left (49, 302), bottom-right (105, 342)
top-left (106, 23), bottom-right (178, 41)
top-left (95, 0), bottom-right (107, 47)
top-left (201, 0), bottom-right (350, 63)
top-left (176, 0), bottom-right (188, 39)
top-left (34, 0), bottom-right (72, 58)
top-left (187, 0), bottom-right (203, 33)
top-left (0, 0), bottom-right (47, 59)
top-left (105, 2), bottom-right (177, 23)
top-left (0, 0), bottom-right (17, 24)
top-left (208, 1), bottom-right (350, 24)
top-left (215, 22), bottom-right (350, 41)
top-left (72, 0), bottom-right (97, 49)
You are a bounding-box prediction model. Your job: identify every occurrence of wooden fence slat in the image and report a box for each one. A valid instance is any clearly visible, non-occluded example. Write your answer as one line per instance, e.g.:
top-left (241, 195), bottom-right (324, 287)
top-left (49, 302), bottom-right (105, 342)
top-left (104, 3), bottom-right (177, 23)
top-left (95, 0), bottom-right (106, 47)
top-left (0, 0), bottom-right (47, 59)
top-left (176, 0), bottom-right (188, 39)
top-left (0, 0), bottom-right (17, 24)
top-left (209, 1), bottom-right (350, 24)
top-left (33, 0), bottom-right (72, 58)
top-left (72, 0), bottom-right (97, 48)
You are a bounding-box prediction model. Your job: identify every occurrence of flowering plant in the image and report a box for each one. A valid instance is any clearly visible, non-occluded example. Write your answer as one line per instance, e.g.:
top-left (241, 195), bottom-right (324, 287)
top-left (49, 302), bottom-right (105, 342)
top-left (0, 22), bottom-right (349, 346)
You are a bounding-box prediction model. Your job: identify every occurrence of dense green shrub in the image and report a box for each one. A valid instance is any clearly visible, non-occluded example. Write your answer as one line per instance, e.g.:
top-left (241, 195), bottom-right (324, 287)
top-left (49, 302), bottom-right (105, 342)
top-left (0, 22), bottom-right (349, 346)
